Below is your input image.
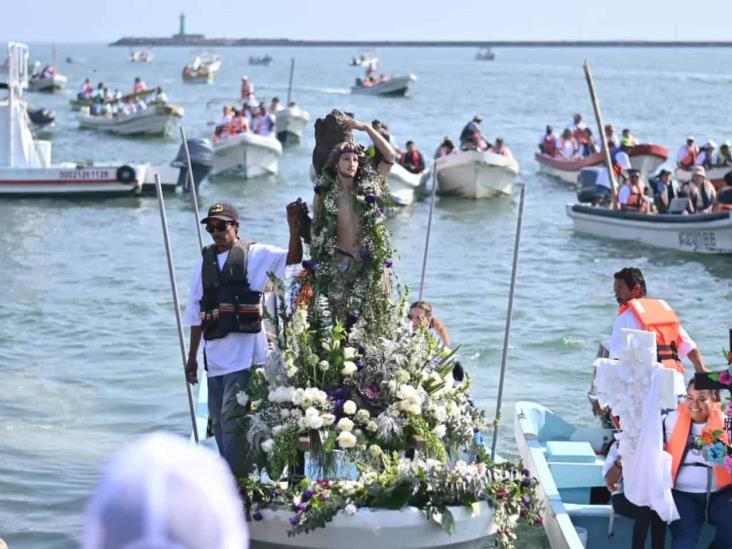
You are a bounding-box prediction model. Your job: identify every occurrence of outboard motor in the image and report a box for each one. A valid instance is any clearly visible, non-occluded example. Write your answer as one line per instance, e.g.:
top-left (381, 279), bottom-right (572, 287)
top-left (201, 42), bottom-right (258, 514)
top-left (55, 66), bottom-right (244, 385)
top-left (27, 106), bottom-right (56, 130)
top-left (576, 167), bottom-right (612, 206)
top-left (172, 138), bottom-right (214, 192)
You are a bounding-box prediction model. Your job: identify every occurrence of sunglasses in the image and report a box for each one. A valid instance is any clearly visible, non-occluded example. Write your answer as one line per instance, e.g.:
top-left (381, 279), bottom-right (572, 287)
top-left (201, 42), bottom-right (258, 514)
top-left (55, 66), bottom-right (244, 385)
top-left (205, 221), bottom-right (232, 233)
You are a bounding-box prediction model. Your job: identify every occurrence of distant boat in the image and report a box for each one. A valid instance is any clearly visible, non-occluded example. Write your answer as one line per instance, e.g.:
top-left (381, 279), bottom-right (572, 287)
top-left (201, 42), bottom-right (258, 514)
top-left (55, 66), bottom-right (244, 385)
top-left (351, 74), bottom-right (416, 97)
top-left (435, 150), bottom-right (518, 199)
top-left (475, 48), bottom-right (496, 61)
top-left (274, 104), bottom-right (310, 146)
top-left (211, 132), bottom-right (282, 179)
top-left (130, 50), bottom-right (154, 63)
top-left (350, 52), bottom-right (378, 66)
top-left (78, 104), bottom-right (183, 137)
top-left (182, 54), bottom-right (222, 84)
top-left (249, 54), bottom-right (272, 66)
top-left (28, 64), bottom-right (67, 93)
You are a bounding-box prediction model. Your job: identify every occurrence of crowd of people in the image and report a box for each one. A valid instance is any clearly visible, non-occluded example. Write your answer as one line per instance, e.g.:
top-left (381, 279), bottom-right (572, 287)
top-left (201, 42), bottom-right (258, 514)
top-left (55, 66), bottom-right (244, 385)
top-left (212, 96), bottom-right (289, 142)
top-left (539, 114), bottom-right (641, 160)
top-left (76, 77), bottom-right (169, 117)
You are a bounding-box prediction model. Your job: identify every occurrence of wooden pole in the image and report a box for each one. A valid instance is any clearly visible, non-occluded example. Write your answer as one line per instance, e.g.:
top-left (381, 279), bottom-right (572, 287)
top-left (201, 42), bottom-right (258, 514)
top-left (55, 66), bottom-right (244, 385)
top-left (418, 159), bottom-right (439, 301)
top-left (154, 174), bottom-right (200, 444)
top-left (490, 183), bottom-right (527, 460)
top-left (286, 58), bottom-right (295, 105)
top-left (583, 61), bottom-right (619, 209)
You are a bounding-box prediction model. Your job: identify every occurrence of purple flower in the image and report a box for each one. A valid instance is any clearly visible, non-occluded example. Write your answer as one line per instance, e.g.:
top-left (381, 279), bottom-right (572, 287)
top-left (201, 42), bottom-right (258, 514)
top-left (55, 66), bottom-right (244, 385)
top-left (253, 511), bottom-right (263, 521)
top-left (301, 489), bottom-right (314, 502)
top-left (346, 313), bottom-right (359, 326)
top-left (292, 502), bottom-right (305, 512)
top-left (289, 516), bottom-right (300, 526)
top-left (365, 193), bottom-right (378, 204)
top-left (384, 258), bottom-right (393, 268)
top-left (313, 184), bottom-right (321, 194)
top-left (495, 488), bottom-right (508, 498)
top-left (521, 478), bottom-right (532, 488)
top-left (522, 495), bottom-right (532, 507)
top-left (322, 493), bottom-right (330, 501)
top-left (521, 468), bottom-right (531, 477)
top-left (302, 260), bottom-right (319, 272)
top-left (334, 387), bottom-right (346, 399)
top-left (720, 370), bottom-right (732, 386)
top-left (358, 343), bottom-right (366, 354)
top-left (359, 250), bottom-right (371, 261)
top-left (363, 383), bottom-right (380, 399)
top-left (378, 206), bottom-right (385, 215)
top-left (356, 359), bottom-right (365, 371)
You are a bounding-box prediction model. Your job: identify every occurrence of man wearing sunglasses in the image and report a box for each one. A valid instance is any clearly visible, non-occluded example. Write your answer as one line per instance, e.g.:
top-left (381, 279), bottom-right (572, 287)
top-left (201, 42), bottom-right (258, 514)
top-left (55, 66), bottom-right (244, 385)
top-left (183, 201), bottom-right (302, 474)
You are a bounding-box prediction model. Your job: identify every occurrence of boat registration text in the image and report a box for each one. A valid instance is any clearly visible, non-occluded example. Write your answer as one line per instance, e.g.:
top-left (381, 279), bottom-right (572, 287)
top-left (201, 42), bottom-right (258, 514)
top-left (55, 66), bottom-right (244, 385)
top-left (59, 169), bottom-right (112, 180)
top-left (678, 230), bottom-right (716, 250)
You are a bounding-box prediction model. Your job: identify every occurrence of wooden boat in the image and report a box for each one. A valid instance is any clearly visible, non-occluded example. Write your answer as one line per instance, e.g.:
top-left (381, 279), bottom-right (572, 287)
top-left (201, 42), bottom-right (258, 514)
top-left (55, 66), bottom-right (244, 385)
top-left (675, 165), bottom-right (732, 190)
top-left (78, 104), bottom-right (183, 136)
top-left (211, 132), bottom-right (282, 178)
top-left (274, 105), bottom-right (310, 146)
top-left (536, 144), bottom-right (668, 185)
top-left (435, 150), bottom-right (518, 199)
top-left (351, 75), bottom-right (416, 97)
top-left (191, 375), bottom-right (497, 549)
top-left (182, 55), bottom-right (222, 84)
top-left (566, 203), bottom-right (732, 254)
top-left (514, 400), bottom-right (715, 548)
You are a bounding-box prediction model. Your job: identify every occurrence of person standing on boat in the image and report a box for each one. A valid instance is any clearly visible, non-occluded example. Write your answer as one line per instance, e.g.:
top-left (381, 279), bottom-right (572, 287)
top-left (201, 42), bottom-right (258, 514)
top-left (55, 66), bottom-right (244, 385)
top-left (459, 115), bottom-right (486, 151)
top-left (611, 139), bottom-right (633, 180)
top-left (676, 137), bottom-right (699, 169)
top-left (605, 124), bottom-right (617, 146)
top-left (569, 113), bottom-right (587, 146)
top-left (695, 141), bottom-right (716, 169)
top-left (663, 379), bottom-right (732, 549)
top-left (132, 76), bottom-right (147, 95)
top-left (581, 128), bottom-right (599, 156)
top-left (399, 141), bottom-right (425, 174)
top-left (184, 201), bottom-right (303, 475)
top-left (556, 128), bottom-right (578, 159)
top-left (610, 267), bottom-right (708, 383)
top-left (240, 76), bottom-right (256, 106)
top-left (622, 128), bottom-right (639, 147)
top-left (538, 125), bottom-right (557, 156)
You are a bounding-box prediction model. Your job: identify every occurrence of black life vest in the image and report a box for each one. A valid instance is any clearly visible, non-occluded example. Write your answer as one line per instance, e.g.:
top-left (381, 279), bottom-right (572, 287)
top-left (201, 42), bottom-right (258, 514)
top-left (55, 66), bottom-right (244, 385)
top-left (200, 239), bottom-right (263, 341)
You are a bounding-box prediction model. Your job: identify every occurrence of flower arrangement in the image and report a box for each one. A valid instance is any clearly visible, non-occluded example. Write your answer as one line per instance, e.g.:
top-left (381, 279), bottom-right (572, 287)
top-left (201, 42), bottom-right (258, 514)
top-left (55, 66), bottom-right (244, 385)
top-left (231, 143), bottom-right (541, 547)
top-left (695, 349), bottom-right (732, 473)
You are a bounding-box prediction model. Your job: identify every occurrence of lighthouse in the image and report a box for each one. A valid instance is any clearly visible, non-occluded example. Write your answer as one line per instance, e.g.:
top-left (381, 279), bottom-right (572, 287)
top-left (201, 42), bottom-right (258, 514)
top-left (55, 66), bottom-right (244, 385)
top-left (179, 12), bottom-right (186, 37)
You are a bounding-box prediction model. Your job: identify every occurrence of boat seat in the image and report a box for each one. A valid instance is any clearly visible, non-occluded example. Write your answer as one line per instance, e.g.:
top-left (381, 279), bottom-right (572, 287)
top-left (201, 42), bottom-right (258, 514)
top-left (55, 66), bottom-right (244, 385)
top-left (546, 441), bottom-right (606, 490)
top-left (564, 503), bottom-right (611, 518)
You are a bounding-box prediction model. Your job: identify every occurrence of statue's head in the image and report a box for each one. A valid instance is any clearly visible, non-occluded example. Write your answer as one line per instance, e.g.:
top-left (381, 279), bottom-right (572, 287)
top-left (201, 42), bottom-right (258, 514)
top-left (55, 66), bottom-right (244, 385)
top-left (327, 140), bottom-right (365, 179)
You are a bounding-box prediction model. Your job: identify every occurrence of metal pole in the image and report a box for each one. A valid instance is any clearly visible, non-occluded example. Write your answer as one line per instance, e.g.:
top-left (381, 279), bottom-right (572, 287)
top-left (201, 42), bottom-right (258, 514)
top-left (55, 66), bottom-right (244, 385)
top-left (179, 126), bottom-right (205, 250)
top-left (154, 174), bottom-right (200, 444)
top-left (286, 58), bottom-right (295, 105)
top-left (418, 159), bottom-right (439, 301)
top-left (490, 182), bottom-right (526, 460)
top-left (583, 61), bottom-right (619, 209)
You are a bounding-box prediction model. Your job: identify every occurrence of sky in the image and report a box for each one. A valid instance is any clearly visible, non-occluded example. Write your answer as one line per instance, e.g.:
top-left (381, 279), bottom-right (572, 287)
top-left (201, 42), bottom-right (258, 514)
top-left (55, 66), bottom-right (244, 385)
top-left (4, 0), bottom-right (732, 42)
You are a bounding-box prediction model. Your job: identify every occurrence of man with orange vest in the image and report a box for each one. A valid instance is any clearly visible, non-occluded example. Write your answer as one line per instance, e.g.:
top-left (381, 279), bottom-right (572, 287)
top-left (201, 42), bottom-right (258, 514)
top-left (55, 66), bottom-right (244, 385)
top-left (663, 379), bottom-right (732, 548)
top-left (538, 125), bottom-right (557, 156)
top-left (676, 136), bottom-right (700, 169)
top-left (609, 267), bottom-right (707, 379)
top-left (399, 140), bottom-right (425, 174)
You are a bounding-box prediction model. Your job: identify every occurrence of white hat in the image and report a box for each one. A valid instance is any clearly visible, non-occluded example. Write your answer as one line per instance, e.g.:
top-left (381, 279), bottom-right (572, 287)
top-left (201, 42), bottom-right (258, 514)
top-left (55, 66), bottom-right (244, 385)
top-left (704, 139), bottom-right (717, 149)
top-left (83, 432), bottom-right (249, 549)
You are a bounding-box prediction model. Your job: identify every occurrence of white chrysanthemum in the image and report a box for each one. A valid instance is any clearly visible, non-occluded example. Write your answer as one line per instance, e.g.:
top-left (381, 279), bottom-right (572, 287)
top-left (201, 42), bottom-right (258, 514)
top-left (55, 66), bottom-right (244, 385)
top-left (432, 424), bottom-right (447, 438)
top-left (291, 388), bottom-right (305, 406)
top-left (337, 431), bottom-right (357, 449)
top-left (261, 439), bottom-right (275, 453)
top-left (337, 418), bottom-right (354, 432)
top-left (366, 420), bottom-right (378, 432)
top-left (433, 405), bottom-right (448, 423)
top-left (321, 413), bottom-right (336, 426)
top-left (344, 503), bottom-right (357, 516)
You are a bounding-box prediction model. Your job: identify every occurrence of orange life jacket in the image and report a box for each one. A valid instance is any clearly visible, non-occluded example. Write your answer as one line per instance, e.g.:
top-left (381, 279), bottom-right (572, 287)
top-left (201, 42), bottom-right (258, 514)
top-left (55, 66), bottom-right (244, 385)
top-left (667, 403), bottom-right (732, 489)
top-left (625, 184), bottom-right (649, 213)
top-left (573, 126), bottom-right (587, 145)
top-left (679, 146), bottom-right (699, 168)
top-left (543, 135), bottom-right (557, 156)
top-left (619, 298), bottom-right (685, 373)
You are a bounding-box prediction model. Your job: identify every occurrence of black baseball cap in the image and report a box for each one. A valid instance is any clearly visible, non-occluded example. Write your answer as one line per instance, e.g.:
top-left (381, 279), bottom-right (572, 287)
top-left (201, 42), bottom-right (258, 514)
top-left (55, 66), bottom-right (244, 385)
top-left (201, 202), bottom-right (239, 223)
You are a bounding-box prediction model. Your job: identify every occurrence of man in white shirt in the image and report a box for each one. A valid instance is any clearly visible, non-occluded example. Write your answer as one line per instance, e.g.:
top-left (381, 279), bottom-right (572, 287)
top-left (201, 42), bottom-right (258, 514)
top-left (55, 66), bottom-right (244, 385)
top-left (184, 201), bottom-right (303, 474)
top-left (609, 267), bottom-right (706, 375)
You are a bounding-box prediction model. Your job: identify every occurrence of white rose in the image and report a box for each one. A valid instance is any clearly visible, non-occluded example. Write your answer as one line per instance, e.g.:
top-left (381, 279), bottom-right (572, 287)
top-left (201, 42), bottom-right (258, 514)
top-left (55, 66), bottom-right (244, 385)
top-left (343, 400), bottom-right (357, 415)
top-left (432, 424), bottom-right (447, 438)
top-left (337, 418), bottom-right (354, 432)
top-left (291, 388), bottom-right (305, 406)
top-left (261, 439), bottom-right (275, 453)
top-left (341, 361), bottom-right (358, 376)
top-left (344, 503), bottom-right (357, 516)
top-left (305, 406), bottom-right (319, 418)
top-left (408, 403), bottom-right (422, 416)
top-left (337, 431), bottom-right (357, 449)
top-left (272, 425), bottom-right (285, 435)
top-left (343, 347), bottom-right (357, 360)
top-left (306, 415), bottom-right (324, 430)
top-left (280, 408), bottom-right (290, 419)
top-left (434, 406), bottom-right (448, 423)
top-left (321, 413), bottom-right (336, 426)
top-left (236, 391), bottom-right (249, 407)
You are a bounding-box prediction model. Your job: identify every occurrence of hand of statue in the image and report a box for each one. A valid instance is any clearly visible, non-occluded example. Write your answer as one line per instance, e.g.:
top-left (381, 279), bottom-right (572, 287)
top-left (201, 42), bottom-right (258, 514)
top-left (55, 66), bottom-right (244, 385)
top-left (345, 118), bottom-right (368, 132)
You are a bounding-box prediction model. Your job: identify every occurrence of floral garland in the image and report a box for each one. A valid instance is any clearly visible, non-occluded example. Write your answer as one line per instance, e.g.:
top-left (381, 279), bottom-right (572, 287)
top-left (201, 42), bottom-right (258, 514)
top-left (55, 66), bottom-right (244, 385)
top-left (695, 349), bottom-right (732, 472)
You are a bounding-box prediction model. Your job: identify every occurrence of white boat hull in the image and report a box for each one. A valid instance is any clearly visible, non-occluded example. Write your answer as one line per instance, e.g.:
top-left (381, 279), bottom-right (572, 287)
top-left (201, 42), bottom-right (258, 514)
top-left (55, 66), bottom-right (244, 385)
top-left (211, 132), bottom-right (282, 178)
top-left (78, 107), bottom-right (182, 136)
top-left (351, 75), bottom-right (416, 97)
top-left (388, 163), bottom-right (426, 205)
top-left (566, 203), bottom-right (732, 254)
top-left (28, 74), bottom-right (67, 92)
top-left (250, 503), bottom-right (495, 549)
top-left (275, 107), bottom-right (310, 145)
top-left (0, 165), bottom-right (145, 196)
top-left (436, 150), bottom-right (518, 199)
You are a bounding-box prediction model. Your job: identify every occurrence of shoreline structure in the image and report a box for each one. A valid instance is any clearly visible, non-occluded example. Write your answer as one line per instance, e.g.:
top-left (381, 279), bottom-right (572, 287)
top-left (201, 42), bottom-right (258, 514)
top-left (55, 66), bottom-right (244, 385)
top-left (111, 37), bottom-right (732, 48)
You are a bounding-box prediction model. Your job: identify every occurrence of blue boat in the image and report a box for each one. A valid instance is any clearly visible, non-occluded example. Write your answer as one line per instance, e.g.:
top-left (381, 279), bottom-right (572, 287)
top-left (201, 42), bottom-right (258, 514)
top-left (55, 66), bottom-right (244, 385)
top-left (514, 401), bottom-right (714, 548)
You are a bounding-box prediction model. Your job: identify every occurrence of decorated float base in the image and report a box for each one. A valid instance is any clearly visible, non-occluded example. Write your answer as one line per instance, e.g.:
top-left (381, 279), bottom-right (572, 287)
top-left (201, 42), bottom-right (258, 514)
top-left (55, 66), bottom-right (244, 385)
top-left (250, 502), bottom-right (496, 549)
